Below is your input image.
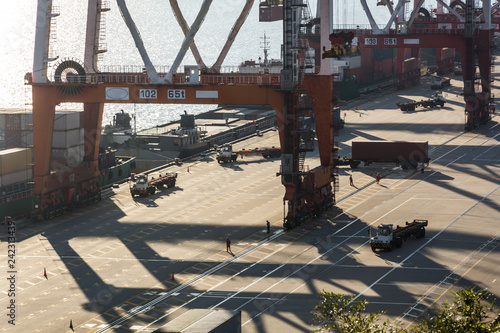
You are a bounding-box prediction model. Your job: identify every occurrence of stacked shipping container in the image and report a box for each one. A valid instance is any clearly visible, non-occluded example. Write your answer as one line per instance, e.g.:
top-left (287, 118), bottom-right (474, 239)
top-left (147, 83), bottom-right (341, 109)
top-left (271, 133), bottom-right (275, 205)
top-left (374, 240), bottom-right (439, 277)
top-left (51, 112), bottom-right (85, 168)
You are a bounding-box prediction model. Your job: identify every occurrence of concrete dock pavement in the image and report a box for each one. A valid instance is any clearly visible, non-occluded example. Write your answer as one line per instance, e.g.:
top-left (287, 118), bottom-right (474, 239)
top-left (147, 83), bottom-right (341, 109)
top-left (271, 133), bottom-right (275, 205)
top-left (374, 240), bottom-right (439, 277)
top-left (1, 67), bottom-right (499, 332)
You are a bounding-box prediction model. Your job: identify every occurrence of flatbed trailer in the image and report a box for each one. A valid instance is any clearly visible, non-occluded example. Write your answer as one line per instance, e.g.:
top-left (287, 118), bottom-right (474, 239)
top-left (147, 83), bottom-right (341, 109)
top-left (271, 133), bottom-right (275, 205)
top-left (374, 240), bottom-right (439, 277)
top-left (216, 143), bottom-right (281, 163)
top-left (397, 95), bottom-right (446, 111)
top-left (370, 219), bottom-right (428, 252)
top-left (130, 173), bottom-right (177, 197)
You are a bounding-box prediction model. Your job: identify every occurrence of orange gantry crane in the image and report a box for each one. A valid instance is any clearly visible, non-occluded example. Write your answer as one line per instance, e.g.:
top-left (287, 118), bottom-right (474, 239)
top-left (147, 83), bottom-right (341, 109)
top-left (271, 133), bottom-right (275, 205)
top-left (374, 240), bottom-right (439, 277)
top-left (28, 0), bottom-right (337, 228)
top-left (323, 0), bottom-right (495, 131)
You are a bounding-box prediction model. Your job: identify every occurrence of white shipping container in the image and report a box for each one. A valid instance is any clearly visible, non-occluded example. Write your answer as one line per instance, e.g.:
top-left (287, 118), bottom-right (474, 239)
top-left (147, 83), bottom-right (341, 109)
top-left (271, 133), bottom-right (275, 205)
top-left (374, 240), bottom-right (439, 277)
top-left (0, 168), bottom-right (33, 187)
top-left (54, 112), bottom-right (81, 131)
top-left (51, 144), bottom-right (84, 167)
top-left (52, 128), bottom-right (84, 148)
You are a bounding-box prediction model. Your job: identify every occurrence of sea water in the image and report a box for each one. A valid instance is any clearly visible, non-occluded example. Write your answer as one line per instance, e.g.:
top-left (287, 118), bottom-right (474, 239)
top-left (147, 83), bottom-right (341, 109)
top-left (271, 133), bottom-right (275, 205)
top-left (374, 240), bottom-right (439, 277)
top-left (0, 0), bottom-right (396, 131)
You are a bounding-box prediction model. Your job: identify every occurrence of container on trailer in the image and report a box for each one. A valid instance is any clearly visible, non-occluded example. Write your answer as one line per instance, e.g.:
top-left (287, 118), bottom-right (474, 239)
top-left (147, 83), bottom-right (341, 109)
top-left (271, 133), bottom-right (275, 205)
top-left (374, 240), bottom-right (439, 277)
top-left (352, 141), bottom-right (429, 166)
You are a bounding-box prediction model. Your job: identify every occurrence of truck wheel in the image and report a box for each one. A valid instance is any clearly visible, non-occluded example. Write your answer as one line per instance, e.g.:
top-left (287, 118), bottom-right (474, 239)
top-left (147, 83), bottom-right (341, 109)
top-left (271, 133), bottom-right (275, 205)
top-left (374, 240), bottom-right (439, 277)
top-left (150, 187), bottom-right (156, 195)
top-left (371, 245), bottom-right (377, 253)
top-left (417, 228), bottom-right (425, 238)
top-left (388, 241), bottom-right (394, 251)
top-left (396, 238), bottom-right (403, 248)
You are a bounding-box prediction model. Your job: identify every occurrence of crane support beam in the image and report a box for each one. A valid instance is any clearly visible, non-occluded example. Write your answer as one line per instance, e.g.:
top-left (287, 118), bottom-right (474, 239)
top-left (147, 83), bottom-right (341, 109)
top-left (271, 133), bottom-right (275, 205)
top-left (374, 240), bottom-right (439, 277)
top-left (359, 0), bottom-right (382, 34)
top-left (31, 82), bottom-right (283, 197)
top-left (407, 0), bottom-right (426, 28)
top-left (84, 0), bottom-right (101, 73)
top-left (437, 0), bottom-right (465, 22)
top-left (32, 83), bottom-right (284, 107)
top-left (33, 0), bottom-right (54, 83)
top-left (169, 0), bottom-right (208, 71)
top-left (318, 0), bottom-right (332, 75)
top-left (302, 74), bottom-right (334, 167)
top-left (116, 0), bottom-right (161, 84)
top-left (164, 0), bottom-right (213, 84)
top-left (211, 0), bottom-right (254, 73)
top-left (383, 0), bottom-right (407, 34)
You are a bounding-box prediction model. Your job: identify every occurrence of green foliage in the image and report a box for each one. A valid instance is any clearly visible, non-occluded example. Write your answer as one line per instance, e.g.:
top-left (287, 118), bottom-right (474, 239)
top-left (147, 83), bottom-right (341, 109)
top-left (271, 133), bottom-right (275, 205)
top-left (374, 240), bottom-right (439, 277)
top-left (409, 287), bottom-right (500, 333)
top-left (312, 287), bottom-right (499, 333)
top-left (311, 290), bottom-right (402, 333)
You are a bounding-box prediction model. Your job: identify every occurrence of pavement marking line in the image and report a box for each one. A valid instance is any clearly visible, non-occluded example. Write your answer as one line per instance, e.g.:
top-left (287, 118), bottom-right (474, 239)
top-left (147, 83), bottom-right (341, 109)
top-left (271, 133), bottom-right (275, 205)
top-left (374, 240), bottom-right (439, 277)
top-left (370, 302), bottom-right (415, 305)
top-left (395, 230), bottom-right (500, 330)
top-left (390, 123), bottom-right (500, 190)
top-left (471, 132), bottom-right (500, 161)
top-left (138, 198), bottom-right (426, 327)
top-left (333, 265), bottom-right (448, 271)
top-left (94, 229), bottom-right (285, 333)
top-left (241, 188), bottom-right (477, 327)
top-left (19, 124), bottom-right (495, 329)
top-left (350, 183), bottom-right (500, 311)
top-left (218, 199), bottom-right (430, 325)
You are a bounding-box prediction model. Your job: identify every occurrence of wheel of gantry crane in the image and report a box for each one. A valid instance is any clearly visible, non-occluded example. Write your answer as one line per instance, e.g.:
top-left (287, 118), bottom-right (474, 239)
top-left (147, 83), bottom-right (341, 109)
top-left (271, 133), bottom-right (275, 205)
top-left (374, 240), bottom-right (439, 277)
top-left (53, 58), bottom-right (87, 95)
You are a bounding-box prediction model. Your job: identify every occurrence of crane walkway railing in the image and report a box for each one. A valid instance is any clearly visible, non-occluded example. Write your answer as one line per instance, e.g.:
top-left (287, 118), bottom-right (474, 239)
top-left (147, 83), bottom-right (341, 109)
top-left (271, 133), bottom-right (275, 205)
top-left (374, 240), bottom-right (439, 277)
top-left (54, 72), bottom-right (283, 86)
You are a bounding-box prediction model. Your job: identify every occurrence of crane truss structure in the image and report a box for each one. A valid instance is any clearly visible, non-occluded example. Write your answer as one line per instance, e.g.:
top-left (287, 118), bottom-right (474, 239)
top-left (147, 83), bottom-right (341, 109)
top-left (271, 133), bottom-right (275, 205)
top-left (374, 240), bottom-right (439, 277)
top-left (324, 0), bottom-right (495, 131)
top-left (27, 0), bottom-right (337, 228)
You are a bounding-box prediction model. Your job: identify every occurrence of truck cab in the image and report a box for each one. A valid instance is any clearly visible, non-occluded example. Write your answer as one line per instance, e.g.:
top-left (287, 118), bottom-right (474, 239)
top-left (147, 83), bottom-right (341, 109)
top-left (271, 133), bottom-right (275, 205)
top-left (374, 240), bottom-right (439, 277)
top-left (370, 223), bottom-right (402, 251)
top-left (216, 143), bottom-right (237, 163)
top-left (219, 144), bottom-right (233, 157)
top-left (369, 219), bottom-right (427, 252)
top-left (371, 224), bottom-right (394, 242)
top-left (130, 174), bottom-right (149, 196)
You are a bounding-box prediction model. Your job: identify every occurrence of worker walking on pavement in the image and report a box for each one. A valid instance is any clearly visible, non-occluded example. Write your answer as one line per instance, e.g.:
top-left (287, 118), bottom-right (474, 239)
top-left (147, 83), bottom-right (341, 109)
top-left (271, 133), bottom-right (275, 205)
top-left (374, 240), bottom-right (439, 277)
top-left (266, 220), bottom-right (270, 234)
top-left (349, 174), bottom-right (354, 186)
top-left (376, 173), bottom-right (381, 184)
top-left (226, 237), bottom-right (232, 253)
